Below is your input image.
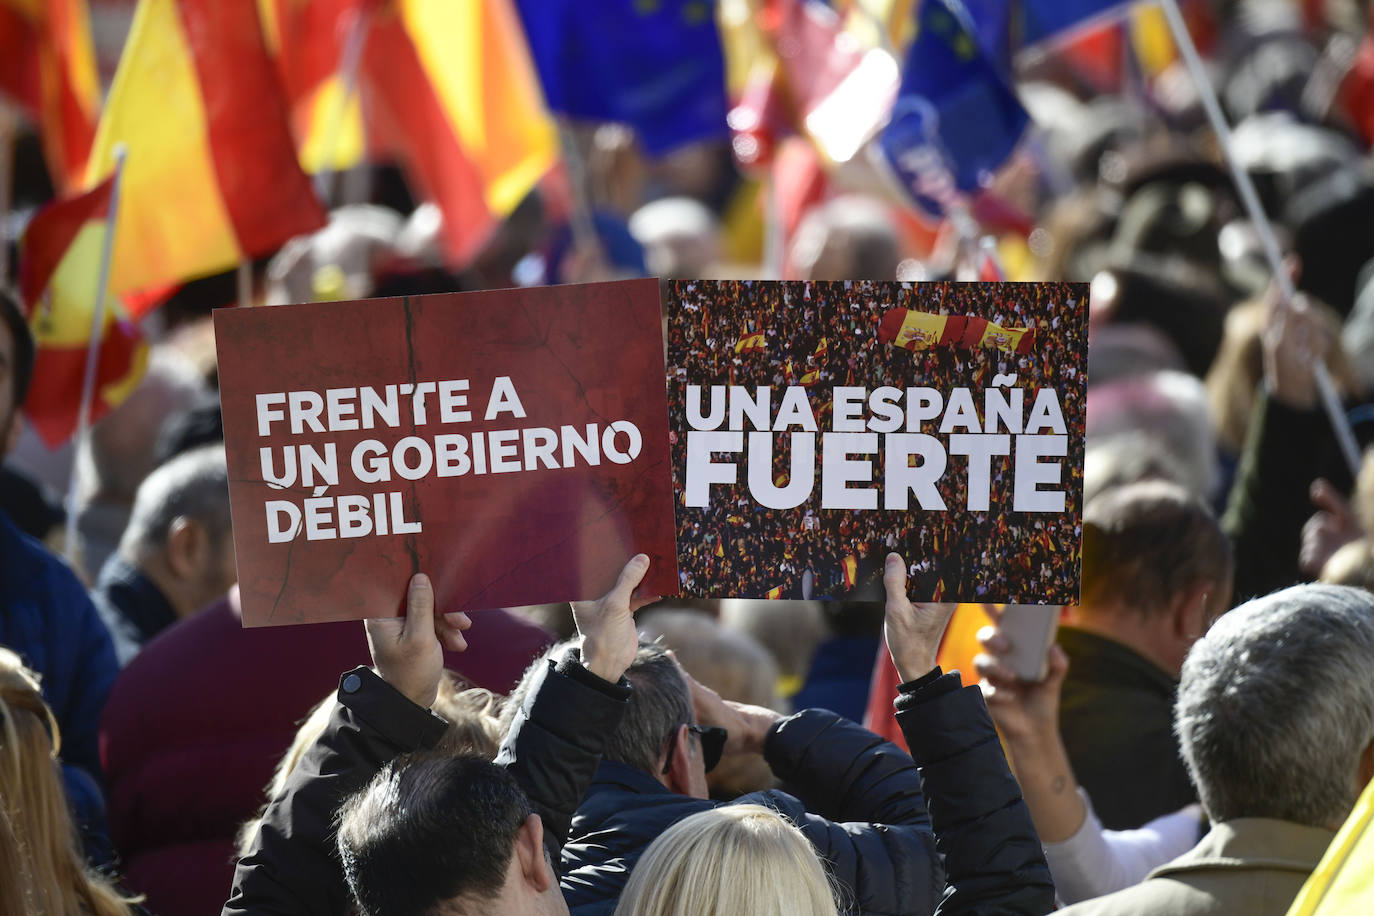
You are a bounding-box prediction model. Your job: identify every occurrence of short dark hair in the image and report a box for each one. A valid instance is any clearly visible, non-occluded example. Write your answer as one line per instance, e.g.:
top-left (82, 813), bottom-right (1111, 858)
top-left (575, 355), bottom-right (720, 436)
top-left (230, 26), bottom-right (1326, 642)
top-left (337, 753), bottom-right (532, 916)
top-left (602, 641), bottom-right (694, 774)
top-left (1082, 480), bottom-right (1234, 617)
top-left (0, 289), bottom-right (35, 409)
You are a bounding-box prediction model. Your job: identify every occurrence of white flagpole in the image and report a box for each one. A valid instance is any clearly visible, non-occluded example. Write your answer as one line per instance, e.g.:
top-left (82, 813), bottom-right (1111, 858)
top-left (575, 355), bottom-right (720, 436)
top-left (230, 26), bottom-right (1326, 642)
top-left (64, 144), bottom-right (128, 562)
top-left (313, 7), bottom-right (372, 205)
top-left (1159, 0), bottom-right (1362, 476)
top-left (237, 259), bottom-right (252, 308)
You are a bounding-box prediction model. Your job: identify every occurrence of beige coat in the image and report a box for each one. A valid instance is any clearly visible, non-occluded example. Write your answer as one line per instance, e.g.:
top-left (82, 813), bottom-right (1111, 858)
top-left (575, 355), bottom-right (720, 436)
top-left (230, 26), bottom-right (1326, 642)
top-left (1056, 818), bottom-right (1336, 916)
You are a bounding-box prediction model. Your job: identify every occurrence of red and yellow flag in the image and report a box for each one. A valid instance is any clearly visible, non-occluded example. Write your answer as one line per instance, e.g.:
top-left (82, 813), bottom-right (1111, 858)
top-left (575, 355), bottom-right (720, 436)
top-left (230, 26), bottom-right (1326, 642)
top-left (86, 0), bottom-right (327, 295)
top-left (842, 554), bottom-right (858, 588)
top-left (766, 584), bottom-right (783, 599)
top-left (18, 177), bottom-right (148, 448)
top-left (735, 331), bottom-right (767, 354)
top-left (877, 308), bottom-right (1037, 355)
top-left (0, 0), bottom-right (100, 190)
top-left (799, 367), bottom-right (821, 386)
top-left (359, 0), bottom-right (557, 264)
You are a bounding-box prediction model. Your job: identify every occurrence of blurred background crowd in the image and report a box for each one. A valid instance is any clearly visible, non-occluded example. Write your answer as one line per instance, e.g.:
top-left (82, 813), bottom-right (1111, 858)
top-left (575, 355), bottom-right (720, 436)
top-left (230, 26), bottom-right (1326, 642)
top-left (7, 0), bottom-right (1374, 913)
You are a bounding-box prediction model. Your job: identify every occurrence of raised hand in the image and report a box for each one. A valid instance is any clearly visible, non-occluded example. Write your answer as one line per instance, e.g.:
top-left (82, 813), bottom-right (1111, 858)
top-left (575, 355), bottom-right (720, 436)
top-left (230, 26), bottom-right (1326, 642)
top-left (364, 573), bottom-right (472, 708)
top-left (882, 553), bottom-right (956, 683)
top-left (571, 554), bottom-right (661, 682)
top-left (973, 610), bottom-right (1070, 746)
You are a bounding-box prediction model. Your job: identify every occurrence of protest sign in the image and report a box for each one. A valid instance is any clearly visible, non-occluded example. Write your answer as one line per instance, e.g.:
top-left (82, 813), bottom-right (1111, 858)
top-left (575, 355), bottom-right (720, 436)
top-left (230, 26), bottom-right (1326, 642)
top-left (215, 279), bottom-right (678, 627)
top-left (666, 279), bottom-right (1087, 604)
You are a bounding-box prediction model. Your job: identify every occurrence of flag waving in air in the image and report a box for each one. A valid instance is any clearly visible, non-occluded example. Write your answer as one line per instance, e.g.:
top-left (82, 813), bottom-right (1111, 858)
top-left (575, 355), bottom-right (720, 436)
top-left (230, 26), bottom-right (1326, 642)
top-left (735, 331), bottom-right (767, 354)
top-left (878, 307), bottom-right (1036, 355)
top-left (86, 0), bottom-right (327, 295)
top-left (18, 177), bottom-right (147, 448)
top-left (0, 0), bottom-right (100, 190)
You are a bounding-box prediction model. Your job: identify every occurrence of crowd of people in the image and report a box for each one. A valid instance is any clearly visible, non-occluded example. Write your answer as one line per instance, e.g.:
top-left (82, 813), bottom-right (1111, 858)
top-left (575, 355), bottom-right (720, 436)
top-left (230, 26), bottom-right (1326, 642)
top-left (668, 278), bottom-right (1086, 604)
top-left (7, 0), bottom-right (1374, 914)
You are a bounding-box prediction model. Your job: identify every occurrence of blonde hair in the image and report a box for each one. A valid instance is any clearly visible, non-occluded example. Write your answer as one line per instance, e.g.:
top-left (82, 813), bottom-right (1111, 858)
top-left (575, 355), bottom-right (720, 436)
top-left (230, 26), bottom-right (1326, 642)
top-left (0, 648), bottom-right (139, 915)
top-left (237, 672), bottom-right (503, 857)
top-left (613, 805), bottom-right (840, 916)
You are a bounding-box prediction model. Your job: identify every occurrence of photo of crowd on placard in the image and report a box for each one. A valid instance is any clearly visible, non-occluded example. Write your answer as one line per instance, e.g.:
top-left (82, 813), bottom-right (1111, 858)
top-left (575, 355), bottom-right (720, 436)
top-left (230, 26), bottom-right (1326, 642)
top-left (667, 279), bottom-right (1088, 604)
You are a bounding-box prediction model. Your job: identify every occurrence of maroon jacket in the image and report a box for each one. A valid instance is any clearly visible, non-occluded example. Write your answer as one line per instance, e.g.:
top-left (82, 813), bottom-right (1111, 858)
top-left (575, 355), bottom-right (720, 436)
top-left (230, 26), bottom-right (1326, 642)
top-left (99, 588), bottom-right (552, 916)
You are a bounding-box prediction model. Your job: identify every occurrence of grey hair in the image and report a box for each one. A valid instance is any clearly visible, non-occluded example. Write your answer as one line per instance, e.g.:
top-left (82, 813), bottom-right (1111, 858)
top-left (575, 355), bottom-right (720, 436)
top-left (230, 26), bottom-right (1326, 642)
top-left (499, 636), bottom-right (692, 776)
top-left (1175, 584), bottom-right (1374, 828)
top-left (119, 444), bottom-right (231, 559)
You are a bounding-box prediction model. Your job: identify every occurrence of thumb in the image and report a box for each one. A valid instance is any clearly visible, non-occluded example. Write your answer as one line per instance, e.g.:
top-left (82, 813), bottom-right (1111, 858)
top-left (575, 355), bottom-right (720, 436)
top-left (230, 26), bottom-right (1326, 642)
top-left (402, 573), bottom-right (434, 640)
top-left (606, 554), bottom-right (650, 610)
top-left (1310, 479), bottom-right (1352, 518)
top-left (883, 553), bottom-right (908, 604)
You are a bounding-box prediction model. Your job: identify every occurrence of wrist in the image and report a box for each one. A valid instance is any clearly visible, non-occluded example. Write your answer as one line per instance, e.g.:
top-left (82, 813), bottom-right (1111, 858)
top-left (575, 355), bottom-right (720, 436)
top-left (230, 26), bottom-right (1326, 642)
top-left (371, 666), bottom-right (435, 709)
top-left (579, 640), bottom-right (628, 683)
top-left (893, 653), bottom-right (938, 684)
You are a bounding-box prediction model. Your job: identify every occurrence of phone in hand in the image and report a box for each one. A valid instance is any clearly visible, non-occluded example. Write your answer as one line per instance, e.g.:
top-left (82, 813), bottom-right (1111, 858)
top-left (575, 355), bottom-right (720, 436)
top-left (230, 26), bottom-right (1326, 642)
top-left (995, 605), bottom-right (1061, 682)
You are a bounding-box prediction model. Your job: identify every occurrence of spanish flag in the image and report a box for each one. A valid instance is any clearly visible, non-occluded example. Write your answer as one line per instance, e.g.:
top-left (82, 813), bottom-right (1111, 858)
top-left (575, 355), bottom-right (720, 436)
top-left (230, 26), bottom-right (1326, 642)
top-left (360, 0), bottom-right (558, 264)
top-left (877, 308), bottom-right (1037, 355)
top-left (86, 0), bottom-right (327, 295)
top-left (799, 368), bottom-right (821, 387)
top-left (766, 585), bottom-right (783, 599)
top-left (842, 554), bottom-right (858, 589)
top-left (813, 337), bottom-right (829, 359)
top-left (0, 0), bottom-right (100, 190)
top-left (735, 331), bottom-right (767, 354)
top-left (1286, 776), bottom-right (1374, 915)
top-left (714, 540), bottom-right (725, 558)
top-left (18, 177), bottom-right (148, 448)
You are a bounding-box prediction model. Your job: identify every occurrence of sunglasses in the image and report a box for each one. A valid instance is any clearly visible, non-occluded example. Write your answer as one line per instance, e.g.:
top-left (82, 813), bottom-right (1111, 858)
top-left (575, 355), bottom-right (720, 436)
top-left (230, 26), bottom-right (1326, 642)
top-left (662, 724), bottom-right (728, 775)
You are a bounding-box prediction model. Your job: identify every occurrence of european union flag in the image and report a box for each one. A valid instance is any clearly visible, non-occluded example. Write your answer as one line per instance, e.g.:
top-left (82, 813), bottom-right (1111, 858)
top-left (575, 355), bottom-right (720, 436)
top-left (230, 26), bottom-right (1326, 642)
top-left (963, 0), bottom-right (1128, 60)
top-left (878, 0), bottom-right (1028, 216)
top-left (515, 0), bottom-right (729, 156)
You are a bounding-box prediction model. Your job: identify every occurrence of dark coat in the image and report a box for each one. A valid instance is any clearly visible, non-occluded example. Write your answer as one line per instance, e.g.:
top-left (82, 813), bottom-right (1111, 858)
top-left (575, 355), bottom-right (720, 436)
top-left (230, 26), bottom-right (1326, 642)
top-left (224, 656), bottom-right (630, 915)
top-left (562, 671), bottom-right (1055, 916)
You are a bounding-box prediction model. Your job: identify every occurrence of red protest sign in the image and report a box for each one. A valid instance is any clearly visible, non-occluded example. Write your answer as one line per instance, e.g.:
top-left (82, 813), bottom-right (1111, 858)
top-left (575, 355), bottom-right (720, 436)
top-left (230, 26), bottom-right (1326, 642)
top-left (666, 279), bottom-right (1087, 605)
top-left (215, 279), bottom-right (678, 627)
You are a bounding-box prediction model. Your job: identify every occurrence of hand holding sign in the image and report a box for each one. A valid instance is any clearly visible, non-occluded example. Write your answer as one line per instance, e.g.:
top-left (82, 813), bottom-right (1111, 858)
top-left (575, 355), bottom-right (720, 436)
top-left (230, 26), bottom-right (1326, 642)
top-left (972, 614), bottom-right (1070, 746)
top-left (572, 554), bottom-right (662, 682)
top-left (365, 573), bottom-right (473, 709)
top-left (882, 553), bottom-right (956, 682)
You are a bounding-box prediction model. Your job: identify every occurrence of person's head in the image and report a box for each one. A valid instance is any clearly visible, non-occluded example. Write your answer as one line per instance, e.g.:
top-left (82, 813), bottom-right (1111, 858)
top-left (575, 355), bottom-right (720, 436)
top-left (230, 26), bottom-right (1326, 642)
top-left (0, 649), bottom-right (137, 915)
top-left (1076, 480), bottom-right (1234, 676)
top-left (1175, 584), bottom-right (1374, 829)
top-left (118, 444), bottom-right (234, 618)
top-left (337, 754), bottom-right (567, 916)
top-left (638, 610), bottom-right (780, 798)
top-left (237, 674), bottom-right (501, 857)
top-left (0, 288), bottom-right (34, 456)
top-left (601, 641), bottom-right (710, 800)
top-left (612, 805), bottom-right (840, 916)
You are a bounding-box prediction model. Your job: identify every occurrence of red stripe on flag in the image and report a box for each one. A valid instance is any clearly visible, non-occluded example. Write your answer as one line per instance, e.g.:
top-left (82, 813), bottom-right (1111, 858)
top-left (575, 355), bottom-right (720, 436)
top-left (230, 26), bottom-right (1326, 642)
top-left (176, 0), bottom-right (327, 256)
top-left (361, 15), bottom-right (494, 264)
top-left (18, 177), bottom-right (113, 309)
top-left (959, 316), bottom-right (989, 348)
top-left (877, 307), bottom-right (906, 345)
top-left (26, 323), bottom-right (143, 447)
top-left (1017, 327), bottom-right (1036, 355)
top-left (939, 315), bottom-right (965, 347)
top-left (0, 5), bottom-right (41, 114)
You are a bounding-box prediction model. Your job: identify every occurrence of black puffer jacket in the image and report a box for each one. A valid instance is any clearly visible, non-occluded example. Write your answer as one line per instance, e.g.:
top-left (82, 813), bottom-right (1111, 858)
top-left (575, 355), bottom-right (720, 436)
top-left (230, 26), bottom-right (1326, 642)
top-left (561, 670), bottom-right (1054, 916)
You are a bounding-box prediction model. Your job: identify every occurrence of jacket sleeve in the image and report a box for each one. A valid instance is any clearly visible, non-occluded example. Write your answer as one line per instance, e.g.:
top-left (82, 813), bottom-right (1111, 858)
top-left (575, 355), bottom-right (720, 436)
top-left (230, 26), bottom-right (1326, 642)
top-left (759, 707), bottom-right (943, 916)
top-left (495, 654), bottom-right (631, 858)
top-left (223, 667), bottom-right (448, 916)
top-left (896, 669), bottom-right (1056, 916)
top-left (52, 567), bottom-right (118, 782)
top-left (1223, 388), bottom-right (1346, 601)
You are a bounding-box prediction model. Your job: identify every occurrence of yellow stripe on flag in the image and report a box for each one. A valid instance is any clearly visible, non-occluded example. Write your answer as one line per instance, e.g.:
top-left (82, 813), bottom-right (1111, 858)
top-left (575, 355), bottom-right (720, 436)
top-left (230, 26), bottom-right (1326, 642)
top-left (895, 311), bottom-right (946, 350)
top-left (296, 76), bottom-right (366, 174)
top-left (29, 221), bottom-right (111, 346)
top-left (1286, 777), bottom-right (1374, 916)
top-left (86, 0), bottom-right (241, 293)
top-left (978, 321), bottom-right (1031, 354)
top-left (400, 0), bottom-right (556, 216)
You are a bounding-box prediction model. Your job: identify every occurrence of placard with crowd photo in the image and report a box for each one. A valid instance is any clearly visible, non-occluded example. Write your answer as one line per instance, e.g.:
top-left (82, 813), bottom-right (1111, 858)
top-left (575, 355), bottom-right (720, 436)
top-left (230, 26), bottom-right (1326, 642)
top-left (215, 279), bottom-right (679, 627)
top-left (667, 279), bottom-right (1088, 605)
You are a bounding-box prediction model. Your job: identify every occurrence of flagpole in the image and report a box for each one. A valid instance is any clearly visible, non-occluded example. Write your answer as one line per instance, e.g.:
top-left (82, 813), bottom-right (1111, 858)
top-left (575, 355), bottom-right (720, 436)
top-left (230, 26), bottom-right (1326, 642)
top-left (555, 119), bottom-right (604, 263)
top-left (237, 259), bottom-right (252, 308)
top-left (314, 6), bottom-right (372, 205)
top-left (64, 144), bottom-right (127, 562)
top-left (1159, 0), bottom-right (1361, 476)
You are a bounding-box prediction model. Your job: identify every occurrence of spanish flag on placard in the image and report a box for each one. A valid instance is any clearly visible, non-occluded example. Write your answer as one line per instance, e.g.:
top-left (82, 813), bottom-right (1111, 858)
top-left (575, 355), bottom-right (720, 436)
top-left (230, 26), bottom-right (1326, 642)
top-left (18, 177), bottom-right (148, 448)
top-left (799, 367), bottom-right (822, 387)
top-left (86, 0), bottom-right (327, 295)
top-left (360, 0), bottom-right (558, 264)
top-left (735, 331), bottom-right (767, 354)
top-left (0, 0), bottom-right (100, 190)
top-left (766, 585), bottom-right (783, 600)
top-left (842, 554), bottom-right (859, 589)
top-left (877, 307), bottom-right (1036, 355)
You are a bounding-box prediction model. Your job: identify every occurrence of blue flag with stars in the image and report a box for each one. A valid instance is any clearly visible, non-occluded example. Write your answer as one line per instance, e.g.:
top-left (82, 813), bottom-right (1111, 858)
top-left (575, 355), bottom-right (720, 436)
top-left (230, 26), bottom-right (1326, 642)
top-left (514, 0), bottom-right (729, 156)
top-left (962, 0), bottom-right (1128, 61)
top-left (878, 0), bottom-right (1028, 216)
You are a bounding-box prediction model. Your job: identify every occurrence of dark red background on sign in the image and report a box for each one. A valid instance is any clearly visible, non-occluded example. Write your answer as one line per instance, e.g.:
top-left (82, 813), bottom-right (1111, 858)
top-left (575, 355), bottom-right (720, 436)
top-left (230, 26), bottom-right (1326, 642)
top-left (215, 279), bottom-right (678, 627)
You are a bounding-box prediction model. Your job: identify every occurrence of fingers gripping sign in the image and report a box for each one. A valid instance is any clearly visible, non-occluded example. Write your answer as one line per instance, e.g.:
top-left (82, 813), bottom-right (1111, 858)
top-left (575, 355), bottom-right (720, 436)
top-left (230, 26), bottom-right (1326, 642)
top-left (364, 573), bottom-right (472, 708)
top-left (572, 554), bottom-right (661, 683)
top-left (882, 553), bottom-right (956, 683)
